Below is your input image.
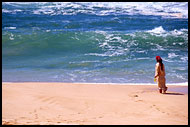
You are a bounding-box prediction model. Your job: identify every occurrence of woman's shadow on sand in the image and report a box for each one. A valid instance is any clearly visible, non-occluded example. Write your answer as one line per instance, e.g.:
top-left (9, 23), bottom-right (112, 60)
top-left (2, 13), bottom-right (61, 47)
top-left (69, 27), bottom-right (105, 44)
top-left (163, 92), bottom-right (185, 95)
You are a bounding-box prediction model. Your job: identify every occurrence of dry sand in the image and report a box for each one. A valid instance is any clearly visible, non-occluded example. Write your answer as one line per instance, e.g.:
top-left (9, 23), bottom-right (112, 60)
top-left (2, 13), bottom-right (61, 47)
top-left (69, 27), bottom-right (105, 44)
top-left (2, 82), bottom-right (188, 125)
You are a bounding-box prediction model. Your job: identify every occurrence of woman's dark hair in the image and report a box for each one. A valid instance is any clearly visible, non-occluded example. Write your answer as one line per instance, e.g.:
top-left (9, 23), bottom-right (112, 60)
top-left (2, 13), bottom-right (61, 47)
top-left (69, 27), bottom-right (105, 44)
top-left (156, 58), bottom-right (164, 71)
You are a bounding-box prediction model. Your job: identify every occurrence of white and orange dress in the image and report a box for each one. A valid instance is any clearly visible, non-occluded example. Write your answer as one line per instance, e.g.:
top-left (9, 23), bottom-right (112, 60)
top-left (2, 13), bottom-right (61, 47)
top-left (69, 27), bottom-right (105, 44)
top-left (155, 62), bottom-right (167, 91)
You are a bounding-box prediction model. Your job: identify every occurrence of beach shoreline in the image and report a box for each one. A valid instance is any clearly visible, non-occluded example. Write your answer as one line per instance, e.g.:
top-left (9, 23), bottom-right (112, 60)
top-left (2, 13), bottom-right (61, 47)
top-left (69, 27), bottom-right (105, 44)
top-left (2, 82), bottom-right (188, 125)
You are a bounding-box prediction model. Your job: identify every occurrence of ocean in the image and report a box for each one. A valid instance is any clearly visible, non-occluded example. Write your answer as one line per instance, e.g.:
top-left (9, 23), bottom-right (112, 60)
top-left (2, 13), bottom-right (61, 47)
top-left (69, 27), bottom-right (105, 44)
top-left (2, 2), bottom-right (188, 85)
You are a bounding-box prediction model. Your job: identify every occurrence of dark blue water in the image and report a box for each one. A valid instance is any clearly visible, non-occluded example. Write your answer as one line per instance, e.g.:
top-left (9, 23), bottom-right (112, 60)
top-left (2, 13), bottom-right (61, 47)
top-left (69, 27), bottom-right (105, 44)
top-left (2, 2), bottom-right (188, 84)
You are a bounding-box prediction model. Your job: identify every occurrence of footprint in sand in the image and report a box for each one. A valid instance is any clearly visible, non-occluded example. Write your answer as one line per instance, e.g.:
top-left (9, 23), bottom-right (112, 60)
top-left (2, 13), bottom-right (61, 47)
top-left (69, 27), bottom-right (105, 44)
top-left (35, 114), bottom-right (38, 119)
top-left (128, 94), bottom-right (139, 98)
top-left (37, 95), bottom-right (59, 106)
top-left (150, 104), bottom-right (168, 114)
top-left (2, 121), bottom-right (13, 125)
top-left (19, 117), bottom-right (26, 119)
top-left (41, 96), bottom-right (56, 104)
top-left (57, 115), bottom-right (62, 118)
top-left (30, 109), bottom-right (39, 119)
top-left (128, 94), bottom-right (146, 103)
top-left (135, 99), bottom-right (144, 102)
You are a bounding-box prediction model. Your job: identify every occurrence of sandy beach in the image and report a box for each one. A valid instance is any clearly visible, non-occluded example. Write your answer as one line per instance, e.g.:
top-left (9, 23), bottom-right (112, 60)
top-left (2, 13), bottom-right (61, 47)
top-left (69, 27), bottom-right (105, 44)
top-left (2, 82), bottom-right (188, 125)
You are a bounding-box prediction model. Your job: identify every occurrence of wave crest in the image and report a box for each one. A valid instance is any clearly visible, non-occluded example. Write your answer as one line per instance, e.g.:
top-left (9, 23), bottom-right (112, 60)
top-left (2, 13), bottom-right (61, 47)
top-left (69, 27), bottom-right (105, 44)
top-left (2, 2), bottom-right (188, 18)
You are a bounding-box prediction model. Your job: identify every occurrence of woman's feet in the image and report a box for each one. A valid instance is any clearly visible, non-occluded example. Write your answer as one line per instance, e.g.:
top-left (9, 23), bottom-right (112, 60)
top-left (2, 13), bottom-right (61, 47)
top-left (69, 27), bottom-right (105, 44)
top-left (158, 87), bottom-right (167, 94)
top-left (163, 87), bottom-right (168, 94)
top-left (159, 89), bottom-right (162, 93)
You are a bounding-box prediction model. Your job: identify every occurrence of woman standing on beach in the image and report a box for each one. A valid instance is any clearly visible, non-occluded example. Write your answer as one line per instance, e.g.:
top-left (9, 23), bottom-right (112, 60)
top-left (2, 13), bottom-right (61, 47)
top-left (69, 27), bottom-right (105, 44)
top-left (154, 56), bottom-right (167, 93)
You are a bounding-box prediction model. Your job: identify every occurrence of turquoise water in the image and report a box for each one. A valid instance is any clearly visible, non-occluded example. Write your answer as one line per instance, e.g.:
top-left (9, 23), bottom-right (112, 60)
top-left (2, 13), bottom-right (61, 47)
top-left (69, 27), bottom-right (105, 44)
top-left (2, 2), bottom-right (188, 84)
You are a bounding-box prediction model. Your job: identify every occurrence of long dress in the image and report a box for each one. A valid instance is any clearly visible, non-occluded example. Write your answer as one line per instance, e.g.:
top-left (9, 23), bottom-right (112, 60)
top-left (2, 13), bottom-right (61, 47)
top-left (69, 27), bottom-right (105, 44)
top-left (155, 62), bottom-right (167, 91)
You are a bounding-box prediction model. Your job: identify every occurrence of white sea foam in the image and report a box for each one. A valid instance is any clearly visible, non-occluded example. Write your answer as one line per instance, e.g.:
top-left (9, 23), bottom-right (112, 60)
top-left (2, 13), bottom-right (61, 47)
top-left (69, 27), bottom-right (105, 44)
top-left (9, 33), bottom-right (14, 40)
top-left (162, 58), bottom-right (174, 63)
top-left (2, 9), bottom-right (11, 13)
top-left (2, 81), bottom-right (188, 86)
top-left (4, 27), bottom-right (16, 30)
top-left (180, 56), bottom-right (188, 62)
top-left (146, 26), bottom-right (166, 34)
top-left (3, 2), bottom-right (188, 18)
top-left (174, 67), bottom-right (186, 71)
top-left (168, 53), bottom-right (179, 58)
top-left (71, 82), bottom-right (188, 86)
top-left (2, 9), bottom-right (22, 13)
top-left (134, 57), bottom-right (150, 60)
top-left (2, 82), bottom-right (14, 84)
top-left (145, 26), bottom-right (188, 39)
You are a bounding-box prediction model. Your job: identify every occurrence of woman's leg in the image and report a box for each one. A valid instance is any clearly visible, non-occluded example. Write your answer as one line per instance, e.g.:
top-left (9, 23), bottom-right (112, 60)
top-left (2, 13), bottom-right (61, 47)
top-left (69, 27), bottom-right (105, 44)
top-left (159, 88), bottom-right (162, 93)
top-left (163, 87), bottom-right (167, 94)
